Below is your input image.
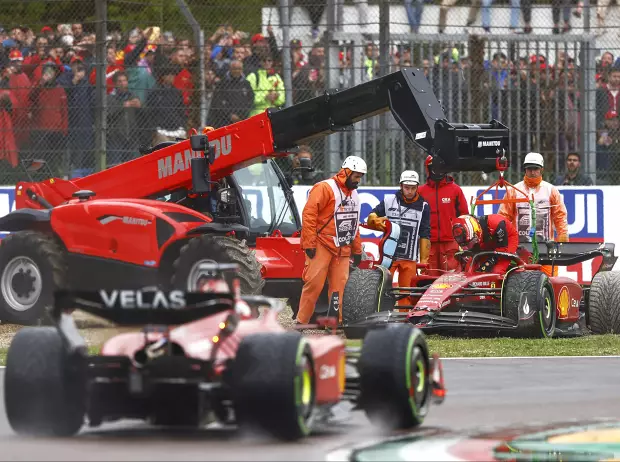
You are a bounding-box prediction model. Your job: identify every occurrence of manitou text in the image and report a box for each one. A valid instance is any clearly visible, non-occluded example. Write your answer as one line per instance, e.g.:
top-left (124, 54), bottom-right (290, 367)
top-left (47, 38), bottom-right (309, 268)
top-left (158, 134), bottom-right (233, 179)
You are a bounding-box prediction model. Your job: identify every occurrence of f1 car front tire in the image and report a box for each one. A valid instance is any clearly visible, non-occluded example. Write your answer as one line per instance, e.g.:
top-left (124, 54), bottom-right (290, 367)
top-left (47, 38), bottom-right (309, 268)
top-left (502, 270), bottom-right (556, 338)
top-left (0, 231), bottom-right (68, 325)
top-left (342, 267), bottom-right (395, 328)
top-left (358, 325), bottom-right (431, 430)
top-left (588, 271), bottom-right (620, 334)
top-left (171, 235), bottom-right (265, 295)
top-left (232, 332), bottom-right (316, 441)
top-left (4, 327), bottom-right (85, 436)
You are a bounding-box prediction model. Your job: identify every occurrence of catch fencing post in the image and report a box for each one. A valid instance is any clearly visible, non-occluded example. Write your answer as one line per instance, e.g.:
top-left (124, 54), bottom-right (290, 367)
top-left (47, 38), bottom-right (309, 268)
top-left (175, 0), bottom-right (206, 127)
top-left (379, 0), bottom-right (390, 184)
top-left (94, 0), bottom-right (108, 172)
top-left (279, 0), bottom-right (293, 108)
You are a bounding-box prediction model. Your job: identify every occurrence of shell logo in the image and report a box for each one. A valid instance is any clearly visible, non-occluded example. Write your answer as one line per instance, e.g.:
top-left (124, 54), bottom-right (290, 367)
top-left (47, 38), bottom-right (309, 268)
top-left (558, 286), bottom-right (570, 317)
top-left (432, 283), bottom-right (453, 289)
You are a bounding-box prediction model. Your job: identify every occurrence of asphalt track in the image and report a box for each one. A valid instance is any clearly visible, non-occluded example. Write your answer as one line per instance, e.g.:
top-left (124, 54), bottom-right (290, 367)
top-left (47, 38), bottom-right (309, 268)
top-left (1, 356), bottom-right (620, 461)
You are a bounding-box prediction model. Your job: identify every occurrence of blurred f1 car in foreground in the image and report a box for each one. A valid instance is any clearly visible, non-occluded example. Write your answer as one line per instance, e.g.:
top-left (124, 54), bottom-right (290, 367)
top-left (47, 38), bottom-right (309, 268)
top-left (342, 161), bottom-right (620, 340)
top-left (3, 263), bottom-right (445, 441)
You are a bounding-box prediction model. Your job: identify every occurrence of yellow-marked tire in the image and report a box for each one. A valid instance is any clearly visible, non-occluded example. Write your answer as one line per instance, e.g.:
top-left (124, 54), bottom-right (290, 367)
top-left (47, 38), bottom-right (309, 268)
top-left (502, 270), bottom-right (556, 338)
top-left (359, 325), bottom-right (430, 430)
top-left (232, 332), bottom-right (316, 440)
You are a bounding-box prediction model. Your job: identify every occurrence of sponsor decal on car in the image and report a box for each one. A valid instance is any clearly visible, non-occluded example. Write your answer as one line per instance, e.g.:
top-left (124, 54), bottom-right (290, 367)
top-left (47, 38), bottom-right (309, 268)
top-left (558, 286), bottom-right (570, 317)
top-left (431, 283), bottom-right (453, 289)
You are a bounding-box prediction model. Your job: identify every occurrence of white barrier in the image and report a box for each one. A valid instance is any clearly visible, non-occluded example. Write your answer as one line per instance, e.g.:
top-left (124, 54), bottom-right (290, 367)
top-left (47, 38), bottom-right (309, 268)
top-left (0, 184), bottom-right (615, 283)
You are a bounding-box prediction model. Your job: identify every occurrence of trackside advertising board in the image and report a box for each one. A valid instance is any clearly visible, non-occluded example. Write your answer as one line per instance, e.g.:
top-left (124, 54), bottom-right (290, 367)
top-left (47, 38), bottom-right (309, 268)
top-left (0, 185), bottom-right (613, 283)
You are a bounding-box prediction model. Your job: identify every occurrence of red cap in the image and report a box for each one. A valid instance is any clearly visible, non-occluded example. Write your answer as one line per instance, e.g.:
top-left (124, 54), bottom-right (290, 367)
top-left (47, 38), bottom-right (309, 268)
top-left (70, 55), bottom-right (84, 64)
top-left (8, 50), bottom-right (23, 61)
top-left (251, 33), bottom-right (265, 44)
top-left (41, 26), bottom-right (53, 34)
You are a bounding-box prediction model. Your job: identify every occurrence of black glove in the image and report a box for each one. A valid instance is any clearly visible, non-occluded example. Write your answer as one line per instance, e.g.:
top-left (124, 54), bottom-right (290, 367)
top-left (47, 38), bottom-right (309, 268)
top-left (305, 248), bottom-right (316, 259)
top-left (352, 253), bottom-right (362, 267)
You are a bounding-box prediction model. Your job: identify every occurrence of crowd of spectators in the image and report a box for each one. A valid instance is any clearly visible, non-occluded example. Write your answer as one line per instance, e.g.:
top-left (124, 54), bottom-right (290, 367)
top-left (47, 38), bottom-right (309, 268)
top-left (0, 3), bottom-right (618, 185)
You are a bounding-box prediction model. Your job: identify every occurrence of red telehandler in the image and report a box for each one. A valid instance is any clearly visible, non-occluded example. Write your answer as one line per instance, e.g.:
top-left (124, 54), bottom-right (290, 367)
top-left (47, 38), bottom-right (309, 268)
top-left (0, 68), bottom-right (510, 325)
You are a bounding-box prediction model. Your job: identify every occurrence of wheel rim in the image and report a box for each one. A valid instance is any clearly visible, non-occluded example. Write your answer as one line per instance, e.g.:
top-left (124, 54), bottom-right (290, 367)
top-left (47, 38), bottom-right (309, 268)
top-left (540, 291), bottom-right (554, 335)
top-left (1, 256), bottom-right (43, 312)
top-left (411, 347), bottom-right (427, 408)
top-left (187, 259), bottom-right (217, 291)
top-left (297, 355), bottom-right (314, 420)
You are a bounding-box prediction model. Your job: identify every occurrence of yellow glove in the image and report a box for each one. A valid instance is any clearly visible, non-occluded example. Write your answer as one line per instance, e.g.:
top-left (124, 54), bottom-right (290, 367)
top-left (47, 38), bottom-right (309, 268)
top-left (557, 234), bottom-right (569, 243)
top-left (367, 213), bottom-right (388, 232)
top-left (419, 238), bottom-right (431, 264)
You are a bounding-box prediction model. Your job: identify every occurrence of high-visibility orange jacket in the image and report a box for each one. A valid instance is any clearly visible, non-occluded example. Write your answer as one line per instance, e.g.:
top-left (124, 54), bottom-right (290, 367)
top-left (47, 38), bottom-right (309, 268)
top-left (301, 169), bottom-right (363, 257)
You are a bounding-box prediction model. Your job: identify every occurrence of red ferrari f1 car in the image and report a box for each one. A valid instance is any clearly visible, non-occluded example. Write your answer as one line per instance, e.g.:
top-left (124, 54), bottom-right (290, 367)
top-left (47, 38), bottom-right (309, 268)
top-left (342, 158), bottom-right (620, 340)
top-left (342, 240), bottom-right (619, 339)
top-left (3, 263), bottom-right (445, 441)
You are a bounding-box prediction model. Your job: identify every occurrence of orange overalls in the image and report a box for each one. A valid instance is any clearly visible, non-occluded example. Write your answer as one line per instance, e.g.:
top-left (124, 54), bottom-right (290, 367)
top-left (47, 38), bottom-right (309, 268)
top-left (498, 177), bottom-right (569, 277)
top-left (297, 169), bottom-right (363, 324)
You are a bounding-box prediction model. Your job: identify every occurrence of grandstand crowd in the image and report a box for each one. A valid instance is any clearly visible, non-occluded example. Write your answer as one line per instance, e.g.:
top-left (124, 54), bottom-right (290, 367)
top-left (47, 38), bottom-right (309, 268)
top-left (0, 7), bottom-right (617, 185)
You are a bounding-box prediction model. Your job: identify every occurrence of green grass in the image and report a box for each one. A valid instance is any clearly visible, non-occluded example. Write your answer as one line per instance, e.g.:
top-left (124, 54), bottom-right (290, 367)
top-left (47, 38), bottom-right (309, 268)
top-left (346, 334), bottom-right (620, 358)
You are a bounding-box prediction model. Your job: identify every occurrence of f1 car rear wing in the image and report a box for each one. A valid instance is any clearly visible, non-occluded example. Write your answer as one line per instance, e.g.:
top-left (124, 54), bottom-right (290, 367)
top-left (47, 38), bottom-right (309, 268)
top-left (520, 241), bottom-right (617, 273)
top-left (15, 68), bottom-right (509, 210)
top-left (53, 290), bottom-right (235, 326)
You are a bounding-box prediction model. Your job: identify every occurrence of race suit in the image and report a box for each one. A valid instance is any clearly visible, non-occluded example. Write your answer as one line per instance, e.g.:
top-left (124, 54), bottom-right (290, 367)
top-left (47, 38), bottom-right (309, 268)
top-left (472, 214), bottom-right (519, 274)
top-left (418, 175), bottom-right (469, 273)
top-left (367, 191), bottom-right (431, 306)
top-left (298, 169), bottom-right (363, 324)
top-left (498, 177), bottom-right (569, 276)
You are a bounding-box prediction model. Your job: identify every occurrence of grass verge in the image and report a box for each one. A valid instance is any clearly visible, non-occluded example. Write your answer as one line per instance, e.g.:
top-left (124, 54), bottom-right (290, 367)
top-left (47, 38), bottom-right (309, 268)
top-left (346, 334), bottom-right (620, 357)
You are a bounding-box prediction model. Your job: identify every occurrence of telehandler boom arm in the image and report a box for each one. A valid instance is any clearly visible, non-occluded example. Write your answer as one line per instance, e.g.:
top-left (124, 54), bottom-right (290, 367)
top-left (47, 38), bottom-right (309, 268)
top-left (14, 68), bottom-right (509, 210)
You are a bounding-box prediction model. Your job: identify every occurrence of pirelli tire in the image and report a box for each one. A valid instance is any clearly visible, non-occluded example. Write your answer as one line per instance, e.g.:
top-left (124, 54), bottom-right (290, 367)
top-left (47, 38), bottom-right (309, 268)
top-left (0, 231), bottom-right (68, 325)
top-left (171, 235), bottom-right (265, 295)
top-left (359, 325), bottom-right (431, 430)
top-left (4, 327), bottom-right (86, 437)
top-left (342, 267), bottom-right (395, 328)
top-left (587, 271), bottom-right (620, 334)
top-left (502, 270), bottom-right (556, 338)
top-left (232, 332), bottom-right (316, 441)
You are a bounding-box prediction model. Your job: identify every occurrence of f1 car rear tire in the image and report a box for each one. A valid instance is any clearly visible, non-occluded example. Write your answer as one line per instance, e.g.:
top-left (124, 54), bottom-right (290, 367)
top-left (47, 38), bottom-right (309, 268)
top-left (171, 235), bottom-right (265, 295)
top-left (0, 231), bottom-right (68, 325)
top-left (503, 270), bottom-right (556, 338)
top-left (588, 271), bottom-right (620, 334)
top-left (342, 267), bottom-right (395, 327)
top-left (4, 327), bottom-right (85, 436)
top-left (232, 332), bottom-right (316, 441)
top-left (359, 325), bottom-right (430, 430)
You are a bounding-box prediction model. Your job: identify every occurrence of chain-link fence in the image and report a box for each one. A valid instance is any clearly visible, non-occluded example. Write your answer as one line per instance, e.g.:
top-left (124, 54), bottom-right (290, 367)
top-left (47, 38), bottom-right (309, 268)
top-left (0, 0), bottom-right (616, 187)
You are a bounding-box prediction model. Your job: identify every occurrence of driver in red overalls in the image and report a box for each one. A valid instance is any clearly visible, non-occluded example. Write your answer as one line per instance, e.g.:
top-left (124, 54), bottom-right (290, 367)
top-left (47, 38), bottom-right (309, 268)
top-left (451, 214), bottom-right (518, 274)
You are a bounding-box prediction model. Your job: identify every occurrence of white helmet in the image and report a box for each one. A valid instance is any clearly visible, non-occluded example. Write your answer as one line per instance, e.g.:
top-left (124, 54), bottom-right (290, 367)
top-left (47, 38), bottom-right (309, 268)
top-left (523, 152), bottom-right (544, 168)
top-left (399, 170), bottom-right (420, 185)
top-left (342, 156), bottom-right (367, 174)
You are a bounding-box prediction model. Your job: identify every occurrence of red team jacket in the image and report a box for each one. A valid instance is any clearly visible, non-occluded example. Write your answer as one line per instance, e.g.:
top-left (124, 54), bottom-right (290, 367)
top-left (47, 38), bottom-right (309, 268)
top-left (418, 175), bottom-right (469, 242)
